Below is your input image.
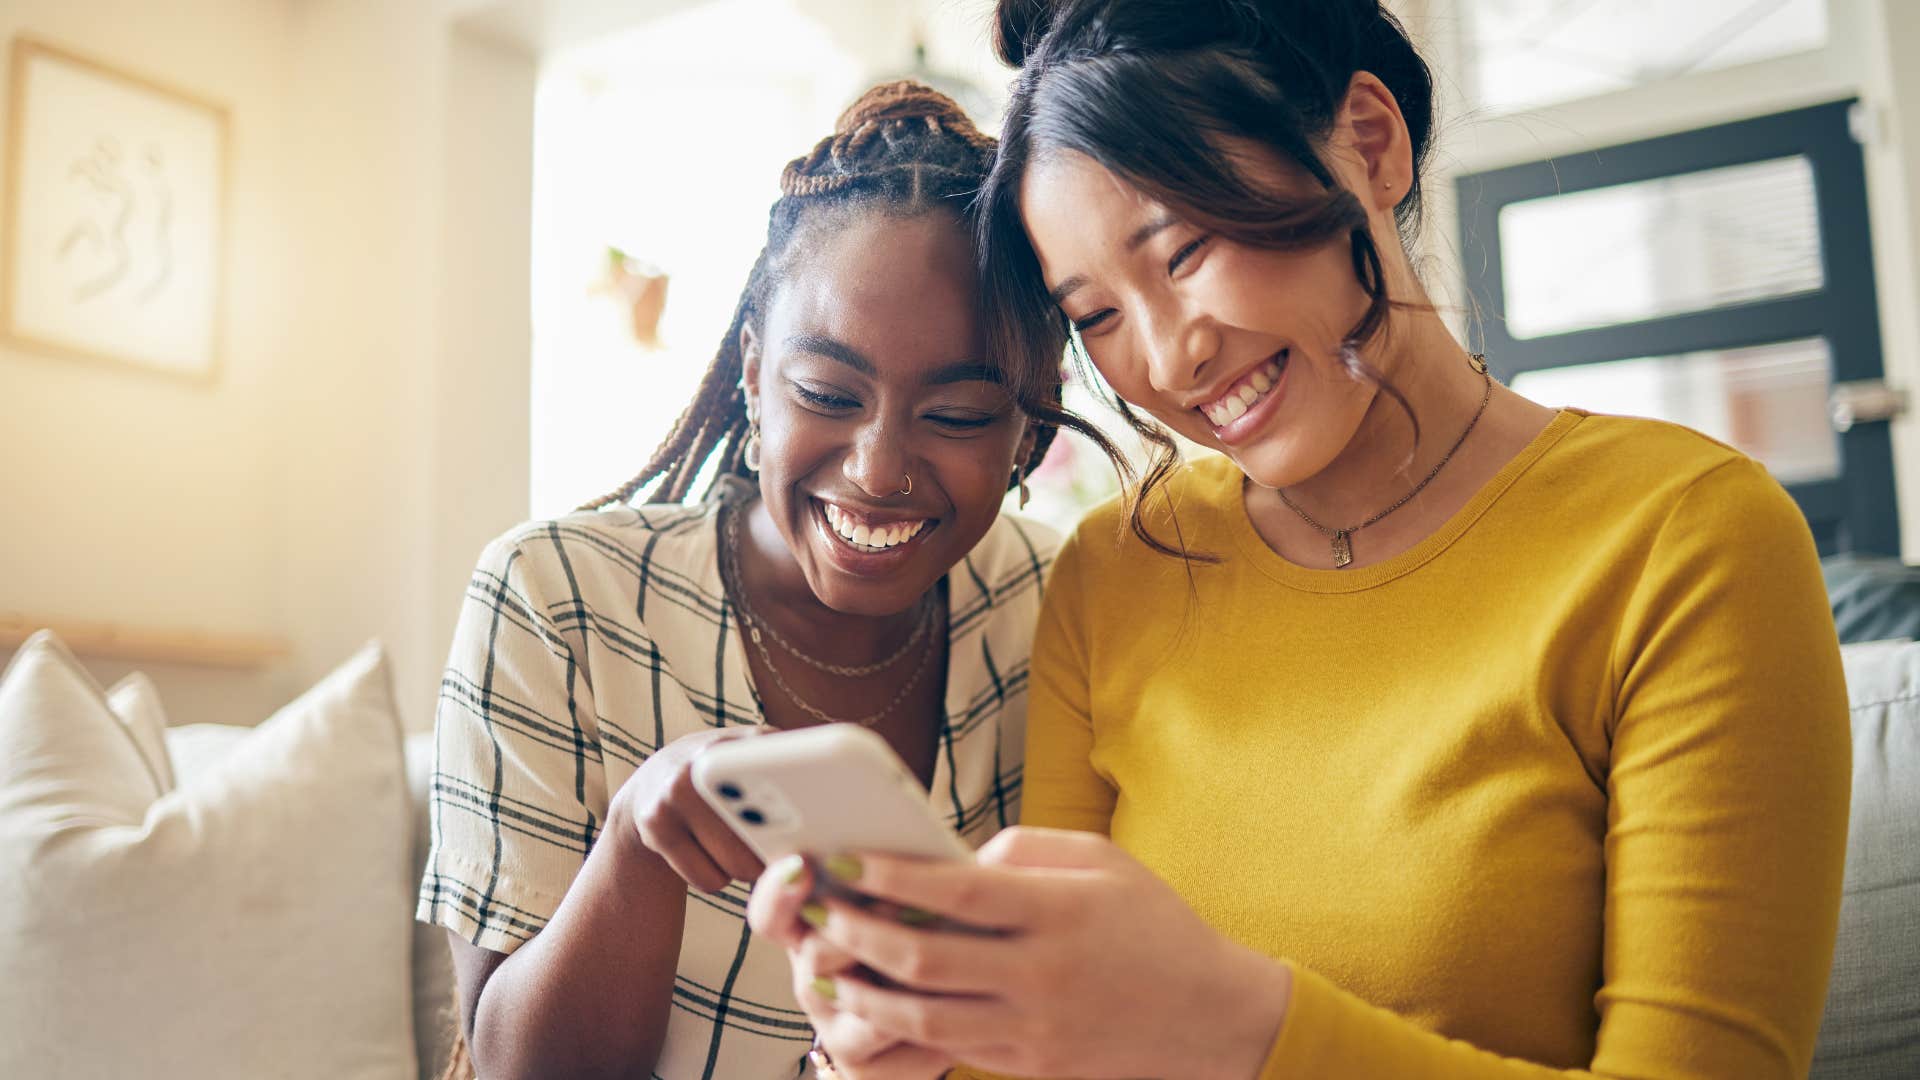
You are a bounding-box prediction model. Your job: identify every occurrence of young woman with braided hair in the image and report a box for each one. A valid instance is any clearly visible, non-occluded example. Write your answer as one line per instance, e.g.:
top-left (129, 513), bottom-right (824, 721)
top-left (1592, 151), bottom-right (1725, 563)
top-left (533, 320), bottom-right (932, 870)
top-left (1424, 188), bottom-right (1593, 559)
top-left (418, 81), bottom-right (1119, 1080)
top-left (751, 3), bottom-right (1850, 1078)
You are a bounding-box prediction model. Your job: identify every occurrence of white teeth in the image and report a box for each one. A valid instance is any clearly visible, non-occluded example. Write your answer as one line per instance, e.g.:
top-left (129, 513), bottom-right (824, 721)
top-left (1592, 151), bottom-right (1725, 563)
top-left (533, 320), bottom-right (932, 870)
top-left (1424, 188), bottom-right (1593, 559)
top-left (1200, 356), bottom-right (1291, 428)
top-left (822, 503), bottom-right (929, 550)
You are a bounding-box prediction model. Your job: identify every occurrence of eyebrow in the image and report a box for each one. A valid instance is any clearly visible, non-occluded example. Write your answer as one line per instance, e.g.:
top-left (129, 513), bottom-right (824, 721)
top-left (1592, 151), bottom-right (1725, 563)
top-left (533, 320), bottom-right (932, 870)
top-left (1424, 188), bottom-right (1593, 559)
top-left (1125, 212), bottom-right (1180, 252)
top-left (927, 362), bottom-right (1004, 387)
top-left (1045, 211), bottom-right (1181, 305)
top-left (785, 333), bottom-right (874, 375)
top-left (788, 334), bottom-right (1001, 387)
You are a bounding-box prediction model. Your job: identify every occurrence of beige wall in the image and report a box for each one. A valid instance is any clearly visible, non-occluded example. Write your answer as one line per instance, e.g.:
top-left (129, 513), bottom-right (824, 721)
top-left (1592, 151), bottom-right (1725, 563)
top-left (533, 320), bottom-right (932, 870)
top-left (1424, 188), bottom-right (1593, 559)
top-left (0, 0), bottom-right (301, 724)
top-left (0, 1), bottom-right (535, 729)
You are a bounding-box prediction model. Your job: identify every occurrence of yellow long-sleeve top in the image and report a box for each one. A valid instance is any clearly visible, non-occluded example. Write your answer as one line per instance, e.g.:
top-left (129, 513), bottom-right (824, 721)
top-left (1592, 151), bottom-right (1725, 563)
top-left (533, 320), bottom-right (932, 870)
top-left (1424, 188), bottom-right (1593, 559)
top-left (1014, 412), bottom-right (1851, 1078)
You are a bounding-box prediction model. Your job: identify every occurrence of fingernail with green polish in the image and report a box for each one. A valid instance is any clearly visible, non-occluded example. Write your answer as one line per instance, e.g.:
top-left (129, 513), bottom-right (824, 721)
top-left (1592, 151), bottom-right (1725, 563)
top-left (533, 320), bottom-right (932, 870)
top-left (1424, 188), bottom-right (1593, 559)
top-left (811, 976), bottom-right (837, 1001)
top-left (775, 854), bottom-right (806, 886)
top-left (801, 903), bottom-right (829, 930)
top-left (824, 854), bottom-right (863, 882)
top-left (897, 906), bottom-right (938, 926)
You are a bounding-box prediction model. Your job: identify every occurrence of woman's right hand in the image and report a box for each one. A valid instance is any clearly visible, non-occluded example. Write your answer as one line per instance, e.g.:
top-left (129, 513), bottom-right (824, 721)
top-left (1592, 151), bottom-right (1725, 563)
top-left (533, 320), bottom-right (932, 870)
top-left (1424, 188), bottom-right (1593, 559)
top-left (615, 726), bottom-right (766, 892)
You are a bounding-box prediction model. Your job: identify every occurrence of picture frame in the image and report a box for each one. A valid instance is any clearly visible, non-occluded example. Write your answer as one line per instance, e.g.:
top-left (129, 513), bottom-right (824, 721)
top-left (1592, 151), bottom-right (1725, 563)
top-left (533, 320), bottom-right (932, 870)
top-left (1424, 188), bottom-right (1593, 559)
top-left (2, 36), bottom-right (230, 381)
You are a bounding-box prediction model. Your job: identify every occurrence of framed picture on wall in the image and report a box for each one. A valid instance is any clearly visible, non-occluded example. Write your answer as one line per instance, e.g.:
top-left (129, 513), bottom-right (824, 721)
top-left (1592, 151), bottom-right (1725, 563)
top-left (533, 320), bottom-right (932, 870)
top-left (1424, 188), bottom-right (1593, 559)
top-left (2, 36), bottom-right (229, 381)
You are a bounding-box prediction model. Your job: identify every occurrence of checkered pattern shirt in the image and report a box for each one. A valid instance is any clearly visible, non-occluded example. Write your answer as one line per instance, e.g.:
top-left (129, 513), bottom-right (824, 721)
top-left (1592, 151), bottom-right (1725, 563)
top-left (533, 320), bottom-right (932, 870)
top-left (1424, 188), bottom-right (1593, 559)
top-left (417, 479), bottom-right (1059, 1079)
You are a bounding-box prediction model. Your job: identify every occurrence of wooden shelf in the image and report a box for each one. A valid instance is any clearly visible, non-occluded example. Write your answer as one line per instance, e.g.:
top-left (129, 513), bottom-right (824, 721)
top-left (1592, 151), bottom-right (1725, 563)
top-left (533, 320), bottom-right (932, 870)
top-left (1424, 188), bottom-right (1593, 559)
top-left (0, 615), bottom-right (290, 670)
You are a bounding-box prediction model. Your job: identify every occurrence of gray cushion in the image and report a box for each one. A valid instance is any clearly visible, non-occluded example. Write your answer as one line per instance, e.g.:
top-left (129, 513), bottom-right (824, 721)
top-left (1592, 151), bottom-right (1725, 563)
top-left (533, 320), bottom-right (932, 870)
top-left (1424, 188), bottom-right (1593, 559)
top-left (1812, 641), bottom-right (1920, 1078)
top-left (1823, 556), bottom-right (1920, 646)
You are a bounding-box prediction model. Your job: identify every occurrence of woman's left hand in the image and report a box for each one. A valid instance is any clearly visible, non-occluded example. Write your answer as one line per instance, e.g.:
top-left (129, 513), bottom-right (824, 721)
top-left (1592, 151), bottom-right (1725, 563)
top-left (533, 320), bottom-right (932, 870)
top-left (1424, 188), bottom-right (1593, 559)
top-left (751, 827), bottom-right (1294, 1080)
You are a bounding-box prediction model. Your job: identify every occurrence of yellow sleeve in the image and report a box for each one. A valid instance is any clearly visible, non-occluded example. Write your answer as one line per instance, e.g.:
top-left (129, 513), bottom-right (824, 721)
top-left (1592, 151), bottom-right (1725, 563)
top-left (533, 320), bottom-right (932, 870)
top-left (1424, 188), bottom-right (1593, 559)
top-left (1261, 457), bottom-right (1852, 1079)
top-left (1017, 528), bottom-right (1117, 835)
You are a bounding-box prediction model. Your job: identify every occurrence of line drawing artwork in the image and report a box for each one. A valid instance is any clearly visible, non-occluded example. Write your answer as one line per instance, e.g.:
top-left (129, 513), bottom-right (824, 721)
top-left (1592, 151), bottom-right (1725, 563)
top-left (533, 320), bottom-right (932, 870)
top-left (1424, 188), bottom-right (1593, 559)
top-left (5, 38), bottom-right (226, 379)
top-left (56, 137), bottom-right (175, 307)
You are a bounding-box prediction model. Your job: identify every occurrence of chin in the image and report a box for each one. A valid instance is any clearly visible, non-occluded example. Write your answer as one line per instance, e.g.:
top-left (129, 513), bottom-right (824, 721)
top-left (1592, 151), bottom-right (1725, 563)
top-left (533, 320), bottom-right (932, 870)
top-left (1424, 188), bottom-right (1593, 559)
top-left (1217, 427), bottom-right (1340, 492)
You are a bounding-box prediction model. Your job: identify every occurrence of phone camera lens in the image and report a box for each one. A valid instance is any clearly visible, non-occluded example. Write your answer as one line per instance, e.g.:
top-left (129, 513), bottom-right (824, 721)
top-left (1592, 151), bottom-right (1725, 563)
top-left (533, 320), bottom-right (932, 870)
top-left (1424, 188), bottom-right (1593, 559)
top-left (717, 782), bottom-right (744, 801)
top-left (739, 808), bottom-right (766, 826)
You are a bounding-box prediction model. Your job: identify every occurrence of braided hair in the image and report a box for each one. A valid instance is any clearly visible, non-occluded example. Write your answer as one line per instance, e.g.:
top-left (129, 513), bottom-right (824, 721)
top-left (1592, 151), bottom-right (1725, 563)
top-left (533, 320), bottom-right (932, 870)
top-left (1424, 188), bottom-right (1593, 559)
top-left (580, 80), bottom-right (1120, 511)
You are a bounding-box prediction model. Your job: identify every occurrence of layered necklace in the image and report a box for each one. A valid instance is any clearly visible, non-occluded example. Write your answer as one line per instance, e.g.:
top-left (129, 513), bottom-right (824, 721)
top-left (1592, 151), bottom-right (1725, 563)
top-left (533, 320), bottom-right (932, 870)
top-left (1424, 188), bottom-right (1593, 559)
top-left (1273, 354), bottom-right (1495, 569)
top-left (721, 504), bottom-right (938, 728)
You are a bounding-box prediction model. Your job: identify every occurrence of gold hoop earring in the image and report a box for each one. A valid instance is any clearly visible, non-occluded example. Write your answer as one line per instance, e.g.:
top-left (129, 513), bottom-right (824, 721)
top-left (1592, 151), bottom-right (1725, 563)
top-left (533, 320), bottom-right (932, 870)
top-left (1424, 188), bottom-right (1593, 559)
top-left (899, 474), bottom-right (912, 496)
top-left (1013, 465), bottom-right (1031, 510)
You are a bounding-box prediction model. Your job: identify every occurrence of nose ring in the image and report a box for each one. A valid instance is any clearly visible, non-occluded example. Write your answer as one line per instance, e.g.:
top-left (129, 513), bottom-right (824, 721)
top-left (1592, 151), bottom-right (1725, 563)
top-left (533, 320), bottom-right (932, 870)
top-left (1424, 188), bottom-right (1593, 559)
top-left (899, 474), bottom-right (912, 496)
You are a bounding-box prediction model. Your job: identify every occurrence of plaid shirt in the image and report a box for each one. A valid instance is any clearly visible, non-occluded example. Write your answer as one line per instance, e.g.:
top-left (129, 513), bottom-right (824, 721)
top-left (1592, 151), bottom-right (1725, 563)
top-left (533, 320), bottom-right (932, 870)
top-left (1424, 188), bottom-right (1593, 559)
top-left (417, 479), bottom-right (1059, 1078)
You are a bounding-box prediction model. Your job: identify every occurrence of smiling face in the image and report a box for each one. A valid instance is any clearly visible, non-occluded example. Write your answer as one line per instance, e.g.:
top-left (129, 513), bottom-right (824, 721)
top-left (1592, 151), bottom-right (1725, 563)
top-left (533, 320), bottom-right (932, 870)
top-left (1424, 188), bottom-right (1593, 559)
top-left (1020, 145), bottom-right (1396, 491)
top-left (743, 210), bottom-right (1030, 617)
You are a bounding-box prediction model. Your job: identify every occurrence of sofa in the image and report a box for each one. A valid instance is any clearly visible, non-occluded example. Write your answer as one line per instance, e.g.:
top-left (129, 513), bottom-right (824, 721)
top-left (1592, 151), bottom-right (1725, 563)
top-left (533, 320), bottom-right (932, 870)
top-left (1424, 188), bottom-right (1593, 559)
top-left (0, 583), bottom-right (1915, 1079)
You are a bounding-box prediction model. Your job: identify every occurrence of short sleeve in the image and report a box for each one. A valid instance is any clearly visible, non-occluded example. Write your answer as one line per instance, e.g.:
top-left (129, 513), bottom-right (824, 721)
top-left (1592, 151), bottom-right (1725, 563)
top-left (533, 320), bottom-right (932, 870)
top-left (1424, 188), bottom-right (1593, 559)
top-left (416, 532), bottom-right (606, 955)
top-left (1019, 528), bottom-right (1118, 835)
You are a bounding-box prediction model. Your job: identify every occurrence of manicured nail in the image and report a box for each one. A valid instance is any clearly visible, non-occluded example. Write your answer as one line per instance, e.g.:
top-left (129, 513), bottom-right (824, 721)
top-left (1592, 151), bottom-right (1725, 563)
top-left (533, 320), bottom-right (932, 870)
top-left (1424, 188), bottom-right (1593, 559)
top-left (824, 854), bottom-right (863, 882)
top-left (897, 906), bottom-right (938, 926)
top-left (811, 976), bottom-right (838, 1001)
top-left (774, 854), bottom-right (806, 886)
top-left (801, 903), bottom-right (829, 930)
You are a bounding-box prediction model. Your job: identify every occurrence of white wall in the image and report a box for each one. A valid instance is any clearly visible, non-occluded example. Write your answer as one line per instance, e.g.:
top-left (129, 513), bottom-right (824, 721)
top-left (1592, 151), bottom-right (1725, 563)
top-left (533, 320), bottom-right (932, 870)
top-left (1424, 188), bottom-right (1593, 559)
top-left (0, 1), bottom-right (536, 729)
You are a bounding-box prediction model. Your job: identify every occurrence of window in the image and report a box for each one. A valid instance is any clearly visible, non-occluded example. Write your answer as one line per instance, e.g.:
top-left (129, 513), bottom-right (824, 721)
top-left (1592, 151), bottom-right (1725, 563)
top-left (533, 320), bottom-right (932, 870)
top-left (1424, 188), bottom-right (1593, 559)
top-left (1457, 101), bottom-right (1900, 555)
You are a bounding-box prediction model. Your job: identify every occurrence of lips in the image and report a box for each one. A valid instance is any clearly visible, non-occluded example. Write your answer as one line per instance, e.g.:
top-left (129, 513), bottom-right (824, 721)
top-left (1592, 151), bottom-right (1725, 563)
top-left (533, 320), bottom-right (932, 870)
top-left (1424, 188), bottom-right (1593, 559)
top-left (1197, 351), bottom-right (1288, 427)
top-left (807, 497), bottom-right (940, 573)
top-left (822, 502), bottom-right (931, 551)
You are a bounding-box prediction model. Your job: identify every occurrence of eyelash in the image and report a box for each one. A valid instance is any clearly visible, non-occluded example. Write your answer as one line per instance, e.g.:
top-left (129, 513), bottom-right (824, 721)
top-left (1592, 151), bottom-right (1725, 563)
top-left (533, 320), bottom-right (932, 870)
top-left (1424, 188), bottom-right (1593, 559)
top-left (793, 385), bottom-right (856, 411)
top-left (1168, 234), bottom-right (1211, 274)
top-left (793, 385), bottom-right (998, 431)
top-left (1069, 234), bottom-right (1213, 334)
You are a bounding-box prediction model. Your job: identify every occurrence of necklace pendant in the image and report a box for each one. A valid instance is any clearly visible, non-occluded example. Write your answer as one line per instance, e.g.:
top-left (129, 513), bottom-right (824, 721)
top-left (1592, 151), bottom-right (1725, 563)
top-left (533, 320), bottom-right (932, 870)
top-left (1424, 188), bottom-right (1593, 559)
top-left (1331, 530), bottom-right (1353, 569)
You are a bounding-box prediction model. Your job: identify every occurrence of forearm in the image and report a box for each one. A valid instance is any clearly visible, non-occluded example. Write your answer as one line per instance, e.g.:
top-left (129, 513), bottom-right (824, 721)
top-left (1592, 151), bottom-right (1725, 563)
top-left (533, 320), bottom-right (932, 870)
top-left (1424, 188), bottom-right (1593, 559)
top-left (469, 802), bottom-right (689, 1080)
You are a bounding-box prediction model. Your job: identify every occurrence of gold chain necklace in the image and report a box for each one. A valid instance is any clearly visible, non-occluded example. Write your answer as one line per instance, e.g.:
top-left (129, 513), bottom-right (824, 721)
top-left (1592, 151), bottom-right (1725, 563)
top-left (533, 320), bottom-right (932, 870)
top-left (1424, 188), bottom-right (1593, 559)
top-left (1273, 355), bottom-right (1494, 569)
top-left (721, 504), bottom-right (938, 728)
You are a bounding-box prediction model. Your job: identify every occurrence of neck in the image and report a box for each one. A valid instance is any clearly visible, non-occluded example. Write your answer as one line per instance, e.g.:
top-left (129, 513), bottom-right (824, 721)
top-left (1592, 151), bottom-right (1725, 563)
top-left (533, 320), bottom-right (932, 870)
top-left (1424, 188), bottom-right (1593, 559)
top-left (1279, 309), bottom-right (1488, 528)
top-left (731, 499), bottom-right (931, 661)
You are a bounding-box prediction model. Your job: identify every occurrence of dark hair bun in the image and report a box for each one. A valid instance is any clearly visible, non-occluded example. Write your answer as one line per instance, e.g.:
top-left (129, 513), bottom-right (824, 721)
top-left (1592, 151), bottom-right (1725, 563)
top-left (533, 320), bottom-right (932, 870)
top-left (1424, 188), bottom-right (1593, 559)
top-left (835, 80), bottom-right (976, 137)
top-left (993, 0), bottom-right (1057, 66)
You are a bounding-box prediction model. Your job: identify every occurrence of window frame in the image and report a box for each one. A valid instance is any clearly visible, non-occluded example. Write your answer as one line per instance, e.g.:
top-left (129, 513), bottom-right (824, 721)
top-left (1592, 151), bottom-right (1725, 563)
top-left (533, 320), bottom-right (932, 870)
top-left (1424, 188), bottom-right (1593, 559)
top-left (1455, 99), bottom-right (1898, 554)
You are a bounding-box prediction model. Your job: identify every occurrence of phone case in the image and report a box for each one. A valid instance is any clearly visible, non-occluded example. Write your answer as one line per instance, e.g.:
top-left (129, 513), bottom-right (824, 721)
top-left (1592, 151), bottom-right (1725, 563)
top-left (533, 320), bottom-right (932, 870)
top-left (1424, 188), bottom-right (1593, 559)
top-left (691, 725), bottom-right (971, 865)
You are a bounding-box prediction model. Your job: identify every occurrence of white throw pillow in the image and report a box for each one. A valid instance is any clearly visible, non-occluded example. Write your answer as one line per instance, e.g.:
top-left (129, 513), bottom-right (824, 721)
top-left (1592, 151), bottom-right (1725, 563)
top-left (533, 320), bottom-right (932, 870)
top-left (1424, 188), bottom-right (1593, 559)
top-left (107, 671), bottom-right (176, 793)
top-left (0, 632), bottom-right (418, 1080)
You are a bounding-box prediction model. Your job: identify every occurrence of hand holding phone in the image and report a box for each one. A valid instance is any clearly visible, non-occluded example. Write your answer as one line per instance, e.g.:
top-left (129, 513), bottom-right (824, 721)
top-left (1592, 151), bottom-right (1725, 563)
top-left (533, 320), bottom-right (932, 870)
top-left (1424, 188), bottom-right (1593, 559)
top-left (618, 726), bottom-right (767, 892)
top-left (692, 724), bottom-right (971, 866)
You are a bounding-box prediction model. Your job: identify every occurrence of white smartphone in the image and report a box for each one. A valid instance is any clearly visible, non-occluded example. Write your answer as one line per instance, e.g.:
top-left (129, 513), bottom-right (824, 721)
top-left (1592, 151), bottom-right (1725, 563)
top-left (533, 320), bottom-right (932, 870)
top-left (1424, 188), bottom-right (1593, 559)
top-left (692, 724), bottom-right (972, 866)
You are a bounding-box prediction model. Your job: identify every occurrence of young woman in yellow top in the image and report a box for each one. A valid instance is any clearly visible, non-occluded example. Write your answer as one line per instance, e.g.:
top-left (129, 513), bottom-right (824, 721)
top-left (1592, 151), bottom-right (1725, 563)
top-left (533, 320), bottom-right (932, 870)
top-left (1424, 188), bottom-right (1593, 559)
top-left (748, 2), bottom-right (1853, 1078)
